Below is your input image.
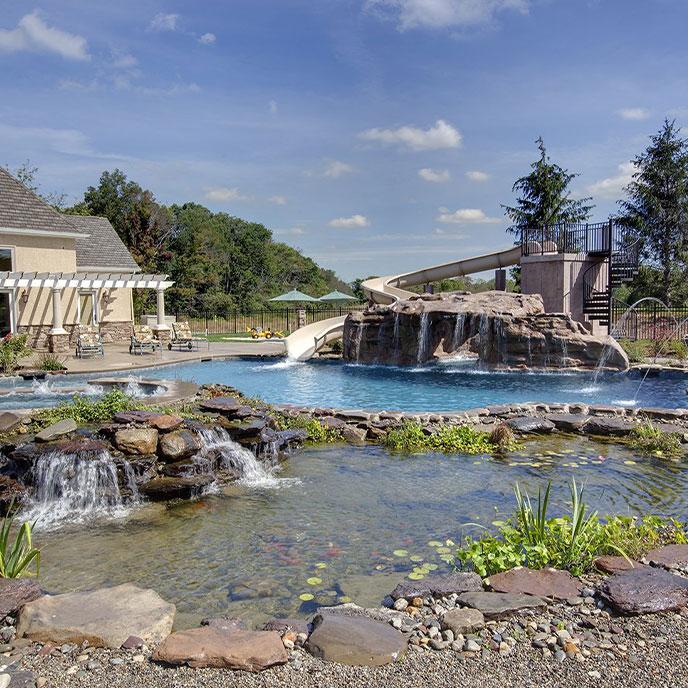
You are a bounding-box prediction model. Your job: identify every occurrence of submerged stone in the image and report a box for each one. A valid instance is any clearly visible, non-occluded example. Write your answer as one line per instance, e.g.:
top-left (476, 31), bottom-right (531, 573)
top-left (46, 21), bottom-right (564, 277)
top-left (598, 567), bottom-right (688, 614)
top-left (390, 572), bottom-right (483, 601)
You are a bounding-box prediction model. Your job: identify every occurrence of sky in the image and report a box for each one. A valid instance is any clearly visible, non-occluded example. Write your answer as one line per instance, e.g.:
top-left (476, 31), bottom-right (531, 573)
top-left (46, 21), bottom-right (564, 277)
top-left (1, 0), bottom-right (687, 281)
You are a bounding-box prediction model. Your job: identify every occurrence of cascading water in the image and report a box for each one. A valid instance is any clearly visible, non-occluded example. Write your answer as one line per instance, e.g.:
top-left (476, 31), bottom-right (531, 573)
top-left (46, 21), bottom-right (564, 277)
top-left (22, 449), bottom-right (137, 529)
top-left (559, 337), bottom-right (569, 368)
top-left (353, 324), bottom-right (366, 363)
top-left (478, 313), bottom-right (491, 364)
top-left (417, 313), bottom-right (431, 364)
top-left (392, 312), bottom-right (401, 364)
top-left (452, 313), bottom-right (465, 351)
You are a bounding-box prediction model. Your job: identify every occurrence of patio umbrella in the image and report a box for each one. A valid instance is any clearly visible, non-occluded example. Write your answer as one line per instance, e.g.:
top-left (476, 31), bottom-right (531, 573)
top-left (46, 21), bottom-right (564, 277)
top-left (269, 289), bottom-right (319, 303)
top-left (318, 290), bottom-right (358, 302)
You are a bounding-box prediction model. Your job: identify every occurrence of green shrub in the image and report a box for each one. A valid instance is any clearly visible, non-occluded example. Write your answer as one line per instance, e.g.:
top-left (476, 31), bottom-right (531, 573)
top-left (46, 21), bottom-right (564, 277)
top-left (672, 341), bottom-right (688, 361)
top-left (0, 505), bottom-right (40, 578)
top-left (384, 421), bottom-right (517, 454)
top-left (455, 479), bottom-right (686, 577)
top-left (628, 422), bottom-right (684, 458)
top-left (34, 389), bottom-right (135, 427)
top-left (37, 353), bottom-right (67, 371)
top-left (273, 413), bottom-right (343, 443)
top-left (0, 334), bottom-right (33, 374)
top-left (620, 339), bottom-right (648, 363)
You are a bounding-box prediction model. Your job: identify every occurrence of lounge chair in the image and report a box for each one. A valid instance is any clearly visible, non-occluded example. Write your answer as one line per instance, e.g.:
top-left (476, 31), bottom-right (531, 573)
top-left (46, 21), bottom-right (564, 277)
top-left (129, 325), bottom-right (161, 355)
top-left (168, 321), bottom-right (208, 351)
top-left (75, 324), bottom-right (104, 358)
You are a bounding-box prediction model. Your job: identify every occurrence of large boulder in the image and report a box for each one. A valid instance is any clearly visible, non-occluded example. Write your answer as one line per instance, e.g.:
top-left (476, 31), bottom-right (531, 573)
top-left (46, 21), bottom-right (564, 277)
top-left (35, 419), bottom-right (77, 443)
top-left (159, 430), bottom-right (202, 461)
top-left (139, 475), bottom-right (214, 501)
top-left (152, 626), bottom-right (287, 671)
top-left (598, 567), bottom-right (688, 614)
top-left (0, 579), bottom-right (43, 617)
top-left (487, 567), bottom-right (581, 599)
top-left (390, 572), bottom-right (483, 601)
top-left (114, 428), bottom-right (159, 455)
top-left (16, 583), bottom-right (175, 648)
top-left (305, 613), bottom-right (406, 666)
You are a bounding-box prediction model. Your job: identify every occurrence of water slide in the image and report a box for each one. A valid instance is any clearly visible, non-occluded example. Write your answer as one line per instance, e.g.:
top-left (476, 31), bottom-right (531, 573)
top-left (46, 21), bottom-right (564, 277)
top-left (284, 245), bottom-right (523, 361)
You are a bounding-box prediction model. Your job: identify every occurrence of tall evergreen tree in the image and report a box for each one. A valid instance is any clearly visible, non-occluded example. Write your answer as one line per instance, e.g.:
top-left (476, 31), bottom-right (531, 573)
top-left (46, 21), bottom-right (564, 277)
top-left (618, 119), bottom-right (688, 304)
top-left (502, 137), bottom-right (594, 237)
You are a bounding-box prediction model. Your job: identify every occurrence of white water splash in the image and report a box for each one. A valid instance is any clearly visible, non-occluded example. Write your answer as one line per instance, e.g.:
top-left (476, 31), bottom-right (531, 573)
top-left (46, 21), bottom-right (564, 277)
top-left (253, 359), bottom-right (304, 371)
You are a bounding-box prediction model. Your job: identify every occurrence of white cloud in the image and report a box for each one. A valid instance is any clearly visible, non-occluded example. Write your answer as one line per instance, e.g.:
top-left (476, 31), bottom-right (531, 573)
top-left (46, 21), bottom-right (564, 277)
top-left (436, 207), bottom-right (500, 224)
top-left (269, 195), bottom-right (287, 205)
top-left (585, 162), bottom-right (636, 200)
top-left (275, 226), bottom-right (305, 236)
top-left (269, 99), bottom-right (278, 114)
top-left (365, 0), bottom-right (529, 30)
top-left (199, 32), bottom-right (216, 45)
top-left (432, 227), bottom-right (467, 238)
top-left (466, 170), bottom-right (490, 182)
top-left (328, 214), bottom-right (370, 228)
top-left (111, 51), bottom-right (138, 69)
top-left (205, 187), bottom-right (249, 202)
top-left (618, 107), bottom-right (650, 121)
top-left (0, 10), bottom-right (89, 60)
top-left (359, 119), bottom-right (461, 151)
top-left (324, 160), bottom-right (355, 178)
top-left (149, 13), bottom-right (179, 32)
top-left (419, 168), bottom-right (450, 183)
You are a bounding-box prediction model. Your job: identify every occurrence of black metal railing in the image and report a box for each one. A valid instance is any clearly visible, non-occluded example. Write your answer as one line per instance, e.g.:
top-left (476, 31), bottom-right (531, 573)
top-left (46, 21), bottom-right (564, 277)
top-left (521, 222), bottom-right (612, 256)
top-left (611, 304), bottom-right (688, 341)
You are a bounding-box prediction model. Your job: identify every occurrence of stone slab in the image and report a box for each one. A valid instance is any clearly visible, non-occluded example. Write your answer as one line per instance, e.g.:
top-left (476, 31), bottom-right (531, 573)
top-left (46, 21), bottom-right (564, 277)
top-left (594, 556), bottom-right (646, 576)
top-left (506, 417), bottom-right (555, 434)
top-left (390, 572), bottom-right (483, 601)
top-left (457, 592), bottom-right (547, 619)
top-left (305, 613), bottom-right (406, 666)
top-left (545, 413), bottom-right (590, 432)
top-left (487, 567), bottom-right (581, 600)
top-left (0, 579), bottom-right (43, 618)
top-left (584, 417), bottom-right (636, 437)
top-left (153, 627), bottom-right (288, 671)
top-left (17, 583), bottom-right (175, 649)
top-left (598, 567), bottom-right (688, 615)
top-left (34, 419), bottom-right (77, 443)
top-left (645, 544), bottom-right (688, 571)
top-left (198, 397), bottom-right (241, 414)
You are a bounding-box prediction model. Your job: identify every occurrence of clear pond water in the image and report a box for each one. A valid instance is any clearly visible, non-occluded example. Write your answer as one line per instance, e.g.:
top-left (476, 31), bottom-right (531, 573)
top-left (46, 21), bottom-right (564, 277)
top-left (36, 436), bottom-right (688, 628)
top-left (131, 358), bottom-right (685, 412)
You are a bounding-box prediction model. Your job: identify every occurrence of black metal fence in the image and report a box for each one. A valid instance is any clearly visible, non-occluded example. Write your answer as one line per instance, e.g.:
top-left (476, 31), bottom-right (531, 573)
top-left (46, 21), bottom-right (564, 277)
top-left (169, 306), bottom-right (365, 336)
top-left (611, 304), bottom-right (688, 341)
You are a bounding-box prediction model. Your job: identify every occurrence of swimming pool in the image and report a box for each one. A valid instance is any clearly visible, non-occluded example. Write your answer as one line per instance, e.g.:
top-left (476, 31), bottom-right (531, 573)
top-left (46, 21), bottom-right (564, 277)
top-left (129, 357), bottom-right (687, 412)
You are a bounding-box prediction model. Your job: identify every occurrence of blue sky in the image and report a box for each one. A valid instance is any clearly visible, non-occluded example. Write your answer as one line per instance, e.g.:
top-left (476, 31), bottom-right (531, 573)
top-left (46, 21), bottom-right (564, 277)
top-left (1, 0), bottom-right (687, 280)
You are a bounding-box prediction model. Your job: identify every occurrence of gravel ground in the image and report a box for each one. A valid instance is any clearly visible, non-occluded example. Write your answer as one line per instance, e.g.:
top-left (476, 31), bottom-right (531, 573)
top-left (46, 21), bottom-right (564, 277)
top-left (14, 612), bottom-right (688, 688)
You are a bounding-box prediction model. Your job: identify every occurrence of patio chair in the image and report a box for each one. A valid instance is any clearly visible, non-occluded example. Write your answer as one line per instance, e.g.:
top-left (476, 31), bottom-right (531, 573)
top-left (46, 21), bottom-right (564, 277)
top-left (75, 324), bottom-right (104, 358)
top-left (168, 321), bottom-right (208, 351)
top-left (129, 325), bottom-right (161, 356)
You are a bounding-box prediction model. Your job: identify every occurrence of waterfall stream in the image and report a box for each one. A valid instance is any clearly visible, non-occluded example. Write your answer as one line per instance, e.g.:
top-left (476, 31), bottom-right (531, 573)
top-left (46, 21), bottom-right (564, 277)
top-left (417, 313), bottom-right (431, 363)
top-left (392, 313), bottom-right (401, 364)
top-left (452, 313), bottom-right (465, 351)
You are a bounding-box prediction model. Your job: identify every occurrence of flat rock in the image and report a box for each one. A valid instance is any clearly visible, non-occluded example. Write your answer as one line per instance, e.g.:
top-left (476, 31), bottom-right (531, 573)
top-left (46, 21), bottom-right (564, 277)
top-left (645, 544), bottom-right (688, 570)
top-left (198, 397), bottom-right (241, 415)
top-left (390, 572), bottom-right (483, 601)
top-left (262, 618), bottom-right (311, 635)
top-left (0, 579), bottom-right (43, 617)
top-left (17, 583), bottom-right (175, 649)
top-left (441, 607), bottom-right (485, 635)
top-left (200, 616), bottom-right (247, 632)
top-left (220, 419), bottom-right (267, 440)
top-left (0, 412), bottom-right (22, 433)
top-left (34, 419), bottom-right (77, 442)
top-left (598, 567), bottom-right (688, 614)
top-left (487, 567), bottom-right (581, 600)
top-left (3, 671), bottom-right (35, 688)
top-left (159, 430), bottom-right (202, 460)
top-left (114, 428), bottom-right (158, 455)
top-left (594, 555), bottom-right (646, 575)
top-left (318, 603), bottom-right (416, 633)
top-left (506, 417), bottom-right (555, 434)
top-left (545, 413), bottom-right (590, 432)
top-left (305, 613), bottom-right (406, 666)
top-left (113, 411), bottom-right (183, 432)
top-left (341, 425), bottom-right (367, 445)
top-left (457, 592), bottom-right (547, 619)
top-left (584, 417), bottom-right (636, 436)
top-left (152, 627), bottom-right (287, 671)
top-left (139, 475), bottom-right (214, 501)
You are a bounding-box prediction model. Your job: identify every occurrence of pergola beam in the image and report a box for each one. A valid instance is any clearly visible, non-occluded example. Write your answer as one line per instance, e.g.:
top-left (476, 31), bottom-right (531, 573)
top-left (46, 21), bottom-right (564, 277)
top-left (0, 272), bottom-right (174, 290)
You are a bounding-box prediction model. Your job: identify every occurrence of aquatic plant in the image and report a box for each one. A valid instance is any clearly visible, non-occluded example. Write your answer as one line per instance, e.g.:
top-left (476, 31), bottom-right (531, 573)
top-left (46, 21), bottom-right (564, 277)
top-left (0, 504), bottom-right (40, 578)
top-left (274, 413), bottom-right (343, 443)
top-left (33, 389), bottom-right (135, 427)
top-left (384, 422), bottom-right (517, 454)
top-left (628, 422), bottom-right (684, 459)
top-left (0, 334), bottom-right (33, 375)
top-left (455, 479), bottom-right (686, 577)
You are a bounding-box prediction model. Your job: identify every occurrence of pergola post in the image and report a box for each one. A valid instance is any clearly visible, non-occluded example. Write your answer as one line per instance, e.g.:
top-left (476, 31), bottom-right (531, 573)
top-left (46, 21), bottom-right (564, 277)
top-left (48, 288), bottom-right (69, 353)
top-left (152, 287), bottom-right (171, 341)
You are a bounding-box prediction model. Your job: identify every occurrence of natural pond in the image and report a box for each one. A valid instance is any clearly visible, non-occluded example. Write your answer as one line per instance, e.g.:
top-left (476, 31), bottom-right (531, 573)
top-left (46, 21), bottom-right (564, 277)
top-left (34, 436), bottom-right (688, 629)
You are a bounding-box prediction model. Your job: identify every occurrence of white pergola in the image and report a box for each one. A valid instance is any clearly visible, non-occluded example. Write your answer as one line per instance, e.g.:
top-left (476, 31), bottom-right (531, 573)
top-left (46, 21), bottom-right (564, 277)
top-left (0, 272), bottom-right (174, 335)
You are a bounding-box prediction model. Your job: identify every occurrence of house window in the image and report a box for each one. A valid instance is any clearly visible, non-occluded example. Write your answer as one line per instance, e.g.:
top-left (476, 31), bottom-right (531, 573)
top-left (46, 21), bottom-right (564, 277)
top-left (0, 249), bottom-right (11, 272)
top-left (0, 292), bottom-right (13, 337)
top-left (79, 291), bottom-right (98, 326)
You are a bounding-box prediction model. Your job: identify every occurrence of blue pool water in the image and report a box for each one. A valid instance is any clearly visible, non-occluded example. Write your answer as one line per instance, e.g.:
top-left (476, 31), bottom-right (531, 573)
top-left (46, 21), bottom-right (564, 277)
top-left (127, 358), bottom-right (686, 412)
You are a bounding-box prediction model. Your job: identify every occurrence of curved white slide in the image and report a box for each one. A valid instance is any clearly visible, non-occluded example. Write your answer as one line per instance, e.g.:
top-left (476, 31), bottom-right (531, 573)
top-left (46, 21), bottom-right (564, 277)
top-left (284, 245), bottom-right (523, 361)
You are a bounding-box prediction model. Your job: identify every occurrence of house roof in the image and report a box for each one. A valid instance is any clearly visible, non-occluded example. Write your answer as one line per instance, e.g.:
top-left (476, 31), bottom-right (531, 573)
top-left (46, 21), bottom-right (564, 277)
top-left (0, 167), bottom-right (140, 272)
top-left (66, 215), bottom-right (140, 272)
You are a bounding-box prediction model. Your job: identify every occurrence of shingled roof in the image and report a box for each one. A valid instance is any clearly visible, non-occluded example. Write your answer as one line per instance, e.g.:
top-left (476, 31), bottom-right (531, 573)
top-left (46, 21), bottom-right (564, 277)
top-left (0, 167), bottom-right (139, 272)
top-left (67, 215), bottom-right (140, 272)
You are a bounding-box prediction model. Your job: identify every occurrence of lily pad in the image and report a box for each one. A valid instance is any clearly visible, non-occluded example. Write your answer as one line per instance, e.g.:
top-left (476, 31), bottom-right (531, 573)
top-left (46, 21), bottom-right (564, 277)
top-left (307, 577), bottom-right (323, 586)
top-left (393, 549), bottom-right (409, 557)
top-left (408, 572), bottom-right (425, 580)
top-left (315, 562), bottom-right (328, 569)
top-left (409, 555), bottom-right (424, 562)
top-left (427, 540), bottom-right (443, 547)
top-left (435, 547), bottom-right (451, 554)
top-left (299, 593), bottom-right (314, 601)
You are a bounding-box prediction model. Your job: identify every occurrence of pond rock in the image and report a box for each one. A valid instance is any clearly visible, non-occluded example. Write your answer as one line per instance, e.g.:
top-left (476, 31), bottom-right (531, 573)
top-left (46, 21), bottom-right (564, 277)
top-left (441, 607), bottom-right (485, 635)
top-left (598, 567), bottom-right (688, 614)
top-left (487, 567), bottom-right (581, 600)
top-left (198, 397), bottom-right (241, 415)
top-left (200, 616), bottom-right (248, 632)
top-left (153, 626), bottom-right (287, 671)
top-left (645, 544), bottom-right (688, 571)
top-left (159, 430), bottom-right (202, 461)
top-left (139, 475), bottom-right (214, 501)
top-left (342, 425), bottom-right (367, 445)
top-left (262, 618), bottom-right (312, 636)
top-left (34, 419), bottom-right (77, 443)
top-left (0, 579), bottom-right (43, 618)
top-left (594, 555), bottom-right (646, 575)
top-left (113, 411), bottom-right (183, 432)
top-left (0, 476), bottom-right (27, 515)
top-left (0, 412), bottom-right (22, 434)
top-left (220, 419), bottom-right (267, 441)
top-left (390, 572), bottom-right (483, 601)
top-left (584, 417), bottom-right (636, 437)
top-left (305, 613), bottom-right (406, 666)
top-left (123, 456), bottom-right (158, 485)
top-left (506, 417), bottom-right (555, 434)
top-left (17, 583), bottom-right (175, 649)
top-left (545, 413), bottom-right (591, 432)
top-left (457, 592), bottom-right (547, 619)
top-left (114, 428), bottom-right (158, 455)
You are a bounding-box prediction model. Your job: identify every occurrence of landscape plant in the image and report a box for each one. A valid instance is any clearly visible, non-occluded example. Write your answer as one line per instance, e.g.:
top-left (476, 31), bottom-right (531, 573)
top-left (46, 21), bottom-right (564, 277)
top-left (628, 422), bottom-right (684, 458)
top-left (0, 334), bottom-right (33, 375)
top-left (274, 413), bottom-right (343, 443)
top-left (384, 422), bottom-right (517, 454)
top-left (33, 389), bottom-right (135, 427)
top-left (0, 504), bottom-right (40, 578)
top-left (37, 353), bottom-right (67, 372)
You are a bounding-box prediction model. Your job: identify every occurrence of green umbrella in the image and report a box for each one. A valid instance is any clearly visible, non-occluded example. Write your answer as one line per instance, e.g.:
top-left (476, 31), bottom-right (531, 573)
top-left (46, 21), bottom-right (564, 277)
top-left (269, 289), bottom-right (318, 302)
top-left (318, 290), bottom-right (358, 302)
